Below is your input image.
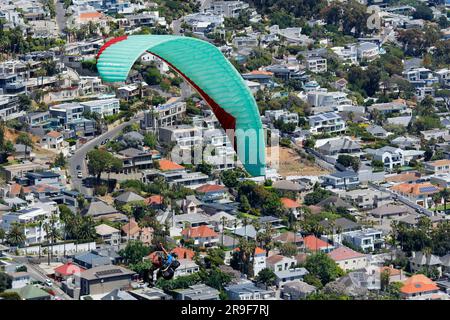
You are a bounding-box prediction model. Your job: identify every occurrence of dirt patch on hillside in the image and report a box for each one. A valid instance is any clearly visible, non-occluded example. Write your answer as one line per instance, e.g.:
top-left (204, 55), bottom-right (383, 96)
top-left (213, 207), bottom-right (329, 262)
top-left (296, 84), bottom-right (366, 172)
top-left (267, 146), bottom-right (329, 177)
top-left (5, 128), bottom-right (56, 160)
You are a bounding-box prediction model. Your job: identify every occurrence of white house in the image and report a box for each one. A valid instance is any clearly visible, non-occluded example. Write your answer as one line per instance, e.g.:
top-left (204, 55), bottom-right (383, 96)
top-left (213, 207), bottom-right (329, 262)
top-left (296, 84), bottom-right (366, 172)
top-left (266, 254), bottom-right (297, 272)
top-left (328, 246), bottom-right (368, 271)
top-left (306, 57), bottom-right (327, 73)
top-left (308, 112), bottom-right (346, 135)
top-left (80, 98), bottom-right (120, 117)
top-left (1, 201), bottom-right (60, 246)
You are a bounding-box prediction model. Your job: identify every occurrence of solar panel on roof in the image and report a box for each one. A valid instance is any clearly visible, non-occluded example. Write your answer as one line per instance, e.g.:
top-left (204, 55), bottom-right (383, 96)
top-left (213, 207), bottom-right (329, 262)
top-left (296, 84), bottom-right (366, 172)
top-left (419, 186), bottom-right (438, 193)
top-left (324, 113), bottom-right (336, 119)
top-left (95, 269), bottom-right (123, 277)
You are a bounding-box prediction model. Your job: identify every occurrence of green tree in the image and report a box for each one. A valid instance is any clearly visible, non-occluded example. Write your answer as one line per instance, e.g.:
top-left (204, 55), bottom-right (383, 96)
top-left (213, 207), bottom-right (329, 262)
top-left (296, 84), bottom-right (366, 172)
top-left (412, 4), bottom-right (433, 21)
top-left (143, 132), bottom-right (157, 149)
top-left (304, 252), bottom-right (344, 286)
top-left (255, 268), bottom-right (276, 289)
top-left (0, 272), bottom-right (12, 292)
top-left (6, 223), bottom-right (25, 247)
top-left (279, 242), bottom-right (298, 257)
top-left (87, 148), bottom-right (123, 183)
top-left (16, 133), bottom-right (32, 160)
top-left (119, 240), bottom-right (151, 265)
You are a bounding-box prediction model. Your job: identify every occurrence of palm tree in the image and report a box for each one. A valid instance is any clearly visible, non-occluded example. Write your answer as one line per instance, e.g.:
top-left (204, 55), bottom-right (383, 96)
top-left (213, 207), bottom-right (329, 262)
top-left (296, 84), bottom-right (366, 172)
top-left (6, 223), bottom-right (25, 247)
top-left (220, 216), bottom-right (228, 246)
top-left (242, 217), bottom-right (249, 238)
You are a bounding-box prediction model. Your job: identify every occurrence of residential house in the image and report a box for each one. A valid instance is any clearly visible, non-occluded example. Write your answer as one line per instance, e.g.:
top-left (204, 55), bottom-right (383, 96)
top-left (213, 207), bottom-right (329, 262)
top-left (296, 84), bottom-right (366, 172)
top-left (73, 251), bottom-right (111, 269)
top-left (400, 274), bottom-right (440, 300)
top-left (174, 259), bottom-right (200, 278)
top-left (366, 125), bottom-right (389, 138)
top-left (181, 225), bottom-right (219, 247)
top-left (421, 129), bottom-right (448, 141)
top-left (9, 272), bottom-right (31, 289)
top-left (1, 201), bottom-right (60, 246)
top-left (141, 99), bottom-right (186, 131)
top-left (266, 254), bottom-right (297, 272)
top-left (306, 57), bottom-right (327, 73)
top-left (425, 159), bottom-right (450, 174)
top-left (195, 184), bottom-right (228, 202)
top-left (316, 138), bottom-right (361, 156)
top-left (280, 198), bottom-right (301, 219)
top-left (274, 268), bottom-right (309, 288)
top-left (331, 45), bottom-right (358, 64)
top-left (303, 235), bottom-right (334, 253)
top-left (409, 251), bottom-right (444, 275)
top-left (357, 42), bottom-right (380, 61)
top-left (95, 224), bottom-right (121, 246)
top-left (83, 201), bottom-right (127, 222)
top-left (307, 91), bottom-right (352, 109)
top-left (391, 182), bottom-right (440, 209)
top-left (328, 246), bottom-right (368, 271)
top-left (121, 218), bottom-right (153, 245)
top-left (80, 98), bottom-right (120, 117)
top-left (117, 148), bottom-right (159, 173)
top-left (173, 284), bottom-right (220, 300)
top-left (343, 188), bottom-right (392, 210)
top-left (321, 171), bottom-right (360, 190)
top-left (54, 262), bottom-right (86, 281)
top-left (78, 265), bottom-right (135, 297)
top-left (234, 247), bottom-right (267, 277)
top-left (370, 204), bottom-right (415, 219)
top-left (178, 195), bottom-right (202, 215)
top-left (225, 282), bottom-right (276, 300)
top-left (308, 112), bottom-right (346, 135)
top-left (264, 109), bottom-right (299, 125)
top-left (158, 125), bottom-right (203, 150)
top-left (4, 284), bottom-right (51, 300)
top-left (341, 229), bottom-right (384, 252)
top-left (365, 146), bottom-right (405, 171)
top-left (40, 131), bottom-right (64, 151)
top-left (114, 191), bottom-right (145, 205)
top-left (258, 215), bottom-right (286, 230)
top-left (281, 281), bottom-right (316, 300)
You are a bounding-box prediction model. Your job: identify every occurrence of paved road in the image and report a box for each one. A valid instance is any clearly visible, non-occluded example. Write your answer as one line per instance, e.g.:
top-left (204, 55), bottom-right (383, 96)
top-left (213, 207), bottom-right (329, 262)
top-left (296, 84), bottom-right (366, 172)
top-left (369, 181), bottom-right (434, 217)
top-left (69, 113), bottom-right (144, 194)
top-left (8, 254), bottom-right (72, 300)
top-left (55, 0), bottom-right (67, 34)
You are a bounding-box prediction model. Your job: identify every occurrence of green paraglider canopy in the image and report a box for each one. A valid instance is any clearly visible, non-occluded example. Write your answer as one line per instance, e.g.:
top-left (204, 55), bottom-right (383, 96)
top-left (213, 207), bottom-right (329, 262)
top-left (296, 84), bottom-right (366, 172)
top-left (96, 35), bottom-right (265, 177)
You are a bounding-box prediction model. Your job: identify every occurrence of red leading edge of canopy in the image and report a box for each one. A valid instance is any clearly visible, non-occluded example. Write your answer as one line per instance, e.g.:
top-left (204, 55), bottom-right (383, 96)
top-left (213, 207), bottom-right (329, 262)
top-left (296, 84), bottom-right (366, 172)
top-left (96, 35), bottom-right (128, 60)
top-left (148, 51), bottom-right (237, 152)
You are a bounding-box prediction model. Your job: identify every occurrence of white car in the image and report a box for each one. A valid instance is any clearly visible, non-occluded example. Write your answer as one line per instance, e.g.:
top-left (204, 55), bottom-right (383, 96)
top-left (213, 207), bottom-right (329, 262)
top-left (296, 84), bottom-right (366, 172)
top-left (77, 171), bottom-right (83, 179)
top-left (45, 279), bottom-right (53, 287)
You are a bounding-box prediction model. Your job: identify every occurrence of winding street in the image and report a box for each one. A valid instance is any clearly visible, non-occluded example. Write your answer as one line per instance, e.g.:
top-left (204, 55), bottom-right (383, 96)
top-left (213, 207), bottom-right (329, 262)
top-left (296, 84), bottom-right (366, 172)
top-left (68, 113), bottom-right (144, 195)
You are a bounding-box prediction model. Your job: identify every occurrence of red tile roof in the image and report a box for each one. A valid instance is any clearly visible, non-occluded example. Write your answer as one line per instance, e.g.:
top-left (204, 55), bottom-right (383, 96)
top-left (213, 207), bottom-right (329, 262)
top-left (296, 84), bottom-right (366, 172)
top-left (171, 247), bottom-right (195, 260)
top-left (303, 235), bottom-right (330, 251)
top-left (281, 197), bottom-right (300, 209)
top-left (46, 131), bottom-right (62, 138)
top-left (145, 195), bottom-right (164, 205)
top-left (158, 159), bottom-right (184, 171)
top-left (54, 262), bottom-right (85, 276)
top-left (181, 225), bottom-right (218, 239)
top-left (79, 12), bottom-right (103, 20)
top-left (234, 247), bottom-right (265, 255)
top-left (328, 246), bottom-right (366, 261)
top-left (401, 274), bottom-right (439, 295)
top-left (196, 184), bottom-right (226, 193)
